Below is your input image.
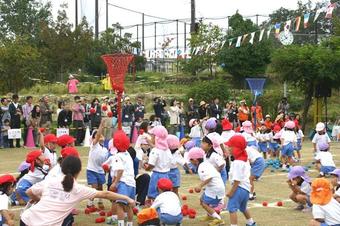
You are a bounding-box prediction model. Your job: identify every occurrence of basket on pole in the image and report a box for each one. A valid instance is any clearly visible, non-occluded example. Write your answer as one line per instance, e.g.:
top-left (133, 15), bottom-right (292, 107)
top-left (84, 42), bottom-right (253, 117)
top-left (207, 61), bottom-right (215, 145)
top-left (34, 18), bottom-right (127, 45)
top-left (101, 53), bottom-right (134, 130)
top-left (246, 78), bottom-right (266, 129)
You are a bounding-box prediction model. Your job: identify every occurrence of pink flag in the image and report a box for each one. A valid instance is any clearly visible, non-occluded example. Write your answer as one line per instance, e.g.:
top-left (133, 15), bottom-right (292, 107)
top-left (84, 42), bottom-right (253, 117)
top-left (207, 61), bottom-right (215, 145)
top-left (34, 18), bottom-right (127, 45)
top-left (295, 16), bottom-right (301, 32)
top-left (325, 3), bottom-right (336, 19)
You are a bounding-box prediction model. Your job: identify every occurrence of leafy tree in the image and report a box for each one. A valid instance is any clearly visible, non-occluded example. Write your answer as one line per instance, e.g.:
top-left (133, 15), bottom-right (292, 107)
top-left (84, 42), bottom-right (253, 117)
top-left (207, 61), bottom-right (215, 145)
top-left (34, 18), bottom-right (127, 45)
top-left (218, 13), bottom-right (273, 86)
top-left (271, 44), bottom-right (340, 131)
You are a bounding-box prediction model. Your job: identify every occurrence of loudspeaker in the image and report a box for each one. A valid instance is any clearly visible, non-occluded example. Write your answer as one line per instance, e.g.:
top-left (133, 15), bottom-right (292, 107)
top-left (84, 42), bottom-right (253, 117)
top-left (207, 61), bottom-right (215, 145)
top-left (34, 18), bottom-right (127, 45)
top-left (315, 84), bottom-right (331, 98)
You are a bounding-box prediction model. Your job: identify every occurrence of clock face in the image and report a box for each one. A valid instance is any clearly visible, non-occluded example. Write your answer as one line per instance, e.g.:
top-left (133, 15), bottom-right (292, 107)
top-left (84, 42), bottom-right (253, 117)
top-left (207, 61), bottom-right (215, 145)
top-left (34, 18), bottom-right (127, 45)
top-left (279, 31), bottom-right (294, 46)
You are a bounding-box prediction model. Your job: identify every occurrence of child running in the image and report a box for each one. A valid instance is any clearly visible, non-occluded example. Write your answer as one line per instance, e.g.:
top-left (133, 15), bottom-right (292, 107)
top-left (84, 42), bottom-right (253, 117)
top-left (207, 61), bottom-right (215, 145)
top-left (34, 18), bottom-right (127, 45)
top-left (0, 174), bottom-right (16, 226)
top-left (314, 142), bottom-right (336, 177)
top-left (312, 122), bottom-right (331, 153)
top-left (246, 146), bottom-right (265, 201)
top-left (280, 121), bottom-right (297, 169)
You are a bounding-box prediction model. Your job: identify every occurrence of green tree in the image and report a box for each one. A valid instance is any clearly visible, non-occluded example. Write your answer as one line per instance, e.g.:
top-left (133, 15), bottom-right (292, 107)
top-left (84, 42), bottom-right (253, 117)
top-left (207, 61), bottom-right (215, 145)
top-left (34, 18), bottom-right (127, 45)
top-left (0, 38), bottom-right (45, 92)
top-left (218, 13), bottom-right (272, 86)
top-left (271, 44), bottom-right (340, 131)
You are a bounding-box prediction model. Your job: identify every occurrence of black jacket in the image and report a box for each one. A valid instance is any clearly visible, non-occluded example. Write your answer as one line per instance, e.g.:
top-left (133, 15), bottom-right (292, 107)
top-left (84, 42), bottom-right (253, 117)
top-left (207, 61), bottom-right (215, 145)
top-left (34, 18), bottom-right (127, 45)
top-left (57, 110), bottom-right (72, 128)
top-left (9, 102), bottom-right (22, 128)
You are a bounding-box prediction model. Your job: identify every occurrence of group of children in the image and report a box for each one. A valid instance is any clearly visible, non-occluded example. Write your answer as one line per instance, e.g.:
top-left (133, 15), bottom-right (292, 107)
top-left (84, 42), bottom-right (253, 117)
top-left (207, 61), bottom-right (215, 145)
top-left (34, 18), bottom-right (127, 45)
top-left (0, 113), bottom-right (339, 226)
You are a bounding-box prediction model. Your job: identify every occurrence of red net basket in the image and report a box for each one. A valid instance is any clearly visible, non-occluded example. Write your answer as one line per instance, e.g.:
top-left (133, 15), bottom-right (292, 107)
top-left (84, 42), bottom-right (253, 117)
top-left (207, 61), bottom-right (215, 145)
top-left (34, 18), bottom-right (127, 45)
top-left (101, 54), bottom-right (134, 93)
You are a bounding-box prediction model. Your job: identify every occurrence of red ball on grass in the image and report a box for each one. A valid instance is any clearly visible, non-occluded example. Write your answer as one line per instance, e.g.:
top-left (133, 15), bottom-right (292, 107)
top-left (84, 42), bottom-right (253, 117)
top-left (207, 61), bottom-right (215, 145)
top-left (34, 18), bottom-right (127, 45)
top-left (189, 213), bottom-right (196, 219)
top-left (277, 201), bottom-right (283, 207)
top-left (262, 201), bottom-right (268, 207)
top-left (102, 105), bottom-right (108, 111)
top-left (181, 208), bottom-right (189, 216)
top-left (84, 208), bottom-right (91, 215)
top-left (107, 111), bottom-right (113, 118)
top-left (133, 207), bottom-right (139, 215)
top-left (182, 204), bottom-right (189, 210)
top-left (182, 195), bottom-right (187, 200)
top-left (95, 217), bottom-right (105, 223)
top-left (106, 211), bottom-right (113, 217)
top-left (194, 187), bottom-right (201, 193)
top-left (188, 188), bottom-right (194, 193)
top-left (99, 211), bottom-right (106, 216)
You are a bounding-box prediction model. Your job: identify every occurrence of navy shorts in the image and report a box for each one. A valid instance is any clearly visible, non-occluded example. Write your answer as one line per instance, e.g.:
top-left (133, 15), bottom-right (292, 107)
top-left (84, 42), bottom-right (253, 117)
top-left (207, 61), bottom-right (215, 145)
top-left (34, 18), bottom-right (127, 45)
top-left (116, 182), bottom-right (136, 205)
top-left (157, 209), bottom-right (183, 225)
top-left (201, 193), bottom-right (221, 208)
top-left (258, 142), bottom-right (268, 153)
top-left (321, 166), bottom-right (336, 174)
top-left (148, 171), bottom-right (169, 199)
top-left (169, 168), bottom-right (181, 188)
top-left (227, 186), bottom-right (249, 213)
top-left (251, 157), bottom-right (265, 179)
top-left (16, 179), bottom-right (33, 202)
top-left (281, 143), bottom-right (294, 157)
top-left (86, 170), bottom-right (106, 185)
top-left (269, 142), bottom-right (279, 152)
top-left (296, 139), bottom-right (302, 151)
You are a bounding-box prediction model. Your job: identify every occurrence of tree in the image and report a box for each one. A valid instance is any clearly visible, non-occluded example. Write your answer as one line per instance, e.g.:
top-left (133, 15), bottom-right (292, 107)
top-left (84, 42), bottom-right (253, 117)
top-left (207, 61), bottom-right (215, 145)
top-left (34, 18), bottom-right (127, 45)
top-left (271, 44), bottom-right (340, 131)
top-left (184, 22), bottom-right (223, 76)
top-left (218, 13), bottom-right (273, 86)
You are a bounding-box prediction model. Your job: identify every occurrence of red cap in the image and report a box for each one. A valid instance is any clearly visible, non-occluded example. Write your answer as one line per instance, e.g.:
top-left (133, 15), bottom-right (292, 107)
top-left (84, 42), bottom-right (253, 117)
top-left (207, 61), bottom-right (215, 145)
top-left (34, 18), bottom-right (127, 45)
top-left (157, 178), bottom-right (173, 191)
top-left (57, 135), bottom-right (75, 147)
top-left (26, 150), bottom-right (43, 172)
top-left (61, 147), bottom-right (79, 158)
top-left (44, 134), bottom-right (57, 144)
top-left (273, 125), bottom-right (281, 132)
top-left (113, 130), bottom-right (130, 152)
top-left (222, 119), bottom-right (233, 131)
top-left (226, 135), bottom-right (248, 162)
top-left (0, 174), bottom-right (16, 185)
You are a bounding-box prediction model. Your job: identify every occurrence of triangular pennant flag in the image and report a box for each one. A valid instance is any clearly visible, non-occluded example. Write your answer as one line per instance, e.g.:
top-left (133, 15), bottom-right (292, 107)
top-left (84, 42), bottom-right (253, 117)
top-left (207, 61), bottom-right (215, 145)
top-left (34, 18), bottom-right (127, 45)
top-left (304, 13), bottom-right (310, 28)
top-left (295, 16), bottom-right (301, 32)
top-left (220, 40), bottom-right (227, 48)
top-left (314, 9), bottom-right (323, 22)
top-left (259, 29), bottom-right (265, 42)
top-left (284, 20), bottom-right (291, 33)
top-left (249, 32), bottom-right (255, 44)
top-left (325, 3), bottom-right (336, 19)
top-left (229, 38), bottom-right (234, 47)
top-left (274, 23), bottom-right (281, 38)
top-left (242, 34), bottom-right (249, 44)
top-left (267, 25), bottom-right (272, 39)
top-left (236, 36), bottom-right (242, 48)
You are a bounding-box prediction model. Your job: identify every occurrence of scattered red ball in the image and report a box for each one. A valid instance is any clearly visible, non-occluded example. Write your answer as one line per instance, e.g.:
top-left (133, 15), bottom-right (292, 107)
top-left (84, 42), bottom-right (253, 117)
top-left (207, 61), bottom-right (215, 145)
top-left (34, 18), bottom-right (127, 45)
top-left (262, 201), bottom-right (268, 207)
top-left (188, 209), bottom-right (196, 215)
top-left (277, 201), bottom-right (283, 207)
top-left (89, 206), bottom-right (98, 212)
top-left (182, 209), bottom-right (188, 216)
top-left (95, 217), bottom-right (105, 223)
top-left (188, 188), bottom-right (194, 193)
top-left (84, 208), bottom-right (91, 215)
top-left (99, 211), bottom-right (106, 216)
top-left (189, 213), bottom-right (196, 219)
top-left (106, 211), bottom-right (113, 217)
top-left (133, 207), bottom-right (139, 215)
top-left (182, 204), bottom-right (189, 210)
top-left (39, 128), bottom-right (45, 133)
top-left (102, 164), bottom-right (110, 172)
top-left (90, 108), bottom-right (96, 114)
top-left (102, 105), bottom-right (108, 111)
top-left (182, 195), bottom-right (187, 200)
top-left (107, 111), bottom-right (113, 118)
top-left (194, 187), bottom-right (201, 193)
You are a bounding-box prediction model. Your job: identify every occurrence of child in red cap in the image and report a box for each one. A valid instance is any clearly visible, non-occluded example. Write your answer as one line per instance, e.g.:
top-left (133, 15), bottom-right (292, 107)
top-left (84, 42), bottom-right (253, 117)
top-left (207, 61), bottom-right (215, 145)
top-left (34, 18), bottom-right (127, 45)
top-left (56, 134), bottom-right (75, 148)
top-left (15, 150), bottom-right (47, 205)
top-left (38, 130), bottom-right (58, 167)
top-left (109, 130), bottom-right (135, 226)
top-left (151, 178), bottom-right (182, 225)
top-left (0, 174), bottom-right (16, 226)
top-left (226, 135), bottom-right (256, 226)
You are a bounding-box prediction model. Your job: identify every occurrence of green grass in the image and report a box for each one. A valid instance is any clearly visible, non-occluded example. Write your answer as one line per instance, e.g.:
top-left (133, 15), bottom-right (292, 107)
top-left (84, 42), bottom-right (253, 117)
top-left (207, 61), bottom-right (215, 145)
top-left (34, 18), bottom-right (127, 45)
top-left (1, 141), bottom-right (340, 225)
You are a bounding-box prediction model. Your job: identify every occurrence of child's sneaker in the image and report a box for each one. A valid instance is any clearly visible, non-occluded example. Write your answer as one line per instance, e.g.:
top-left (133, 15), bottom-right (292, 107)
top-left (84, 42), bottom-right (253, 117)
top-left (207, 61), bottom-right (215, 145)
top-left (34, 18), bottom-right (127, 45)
top-left (246, 223), bottom-right (257, 226)
top-left (249, 192), bottom-right (256, 201)
top-left (302, 207), bottom-right (312, 213)
top-left (106, 216), bottom-right (118, 225)
top-left (199, 215), bottom-right (215, 222)
top-left (294, 204), bottom-right (304, 211)
top-left (208, 219), bottom-right (225, 226)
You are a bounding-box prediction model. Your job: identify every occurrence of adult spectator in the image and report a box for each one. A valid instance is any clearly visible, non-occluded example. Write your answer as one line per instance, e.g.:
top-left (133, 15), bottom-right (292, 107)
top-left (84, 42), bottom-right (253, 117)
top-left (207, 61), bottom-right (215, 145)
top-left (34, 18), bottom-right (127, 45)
top-left (89, 98), bottom-right (101, 132)
top-left (57, 103), bottom-right (72, 128)
top-left (134, 96), bottom-right (145, 122)
top-left (0, 98), bottom-right (11, 148)
top-left (251, 102), bottom-right (263, 128)
top-left (238, 99), bottom-right (249, 125)
top-left (39, 96), bottom-right (53, 132)
top-left (66, 74), bottom-right (79, 94)
top-left (22, 96), bottom-right (33, 146)
top-left (209, 97), bottom-right (222, 120)
top-left (122, 97), bottom-right (135, 138)
top-left (186, 98), bottom-right (198, 122)
top-left (277, 97), bottom-right (290, 115)
top-left (82, 97), bottom-right (91, 129)
top-left (224, 101), bottom-right (238, 129)
top-left (198, 101), bottom-right (208, 119)
top-left (56, 101), bottom-right (65, 120)
top-left (153, 97), bottom-right (167, 126)
top-left (9, 94), bottom-right (23, 148)
top-left (26, 105), bottom-right (41, 146)
top-left (168, 99), bottom-right (183, 135)
top-left (72, 96), bottom-right (85, 146)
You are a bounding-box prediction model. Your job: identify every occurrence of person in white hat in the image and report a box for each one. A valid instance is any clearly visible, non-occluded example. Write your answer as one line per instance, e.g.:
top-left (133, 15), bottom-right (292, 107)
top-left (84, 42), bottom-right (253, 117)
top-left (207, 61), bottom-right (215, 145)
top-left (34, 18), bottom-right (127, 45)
top-left (312, 122), bottom-right (331, 153)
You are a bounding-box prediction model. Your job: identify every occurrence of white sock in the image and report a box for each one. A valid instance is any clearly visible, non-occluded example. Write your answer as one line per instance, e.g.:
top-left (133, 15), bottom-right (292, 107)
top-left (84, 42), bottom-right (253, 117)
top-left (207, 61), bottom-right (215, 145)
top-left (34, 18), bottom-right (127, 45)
top-left (249, 193), bottom-right (253, 198)
top-left (87, 200), bottom-right (94, 206)
top-left (118, 220), bottom-right (124, 226)
top-left (126, 222), bottom-right (133, 226)
top-left (247, 218), bottom-right (254, 225)
top-left (231, 224), bottom-right (238, 226)
top-left (211, 212), bottom-right (221, 220)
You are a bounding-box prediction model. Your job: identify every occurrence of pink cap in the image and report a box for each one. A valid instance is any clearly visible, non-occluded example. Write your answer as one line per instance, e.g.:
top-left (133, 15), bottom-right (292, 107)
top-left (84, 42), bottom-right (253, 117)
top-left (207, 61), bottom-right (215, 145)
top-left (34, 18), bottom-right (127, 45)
top-left (285, 120), bottom-right (296, 129)
top-left (189, 119), bottom-right (197, 128)
top-left (188, 147), bottom-right (205, 160)
top-left (167, 135), bottom-right (180, 150)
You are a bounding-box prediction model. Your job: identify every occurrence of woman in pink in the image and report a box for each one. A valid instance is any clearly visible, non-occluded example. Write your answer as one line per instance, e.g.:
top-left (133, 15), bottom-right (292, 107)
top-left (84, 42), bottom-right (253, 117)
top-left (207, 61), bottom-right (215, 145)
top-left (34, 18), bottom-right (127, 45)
top-left (20, 156), bottom-right (135, 226)
top-left (66, 74), bottom-right (79, 94)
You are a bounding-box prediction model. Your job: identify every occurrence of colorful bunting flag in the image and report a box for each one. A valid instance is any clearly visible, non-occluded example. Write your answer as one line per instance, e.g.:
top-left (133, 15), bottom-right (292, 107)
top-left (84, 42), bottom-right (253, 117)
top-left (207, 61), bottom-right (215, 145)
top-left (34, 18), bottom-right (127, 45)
top-left (295, 16), bottom-right (301, 32)
top-left (314, 9), bottom-right (323, 22)
top-left (242, 34), bottom-right (249, 44)
top-left (274, 23), bottom-right (281, 38)
top-left (284, 20), bottom-right (291, 34)
top-left (304, 13), bottom-right (310, 28)
top-left (236, 36), bottom-right (242, 48)
top-left (259, 29), bottom-right (265, 42)
top-left (267, 25), bottom-right (272, 39)
top-left (249, 32), bottom-right (255, 44)
top-left (325, 3), bottom-right (336, 19)
top-left (229, 39), bottom-right (234, 47)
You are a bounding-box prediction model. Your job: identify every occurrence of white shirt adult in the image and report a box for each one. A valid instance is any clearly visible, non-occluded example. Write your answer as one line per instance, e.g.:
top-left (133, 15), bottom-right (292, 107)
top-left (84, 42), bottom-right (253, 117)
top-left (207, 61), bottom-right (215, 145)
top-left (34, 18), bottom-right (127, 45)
top-left (315, 152), bottom-right (336, 167)
top-left (148, 148), bottom-right (172, 173)
top-left (312, 198), bottom-right (340, 225)
top-left (197, 161), bottom-right (225, 199)
top-left (312, 133), bottom-right (331, 152)
top-left (229, 160), bottom-right (251, 192)
top-left (110, 152), bottom-right (136, 187)
top-left (151, 191), bottom-right (182, 216)
top-left (87, 142), bottom-right (108, 174)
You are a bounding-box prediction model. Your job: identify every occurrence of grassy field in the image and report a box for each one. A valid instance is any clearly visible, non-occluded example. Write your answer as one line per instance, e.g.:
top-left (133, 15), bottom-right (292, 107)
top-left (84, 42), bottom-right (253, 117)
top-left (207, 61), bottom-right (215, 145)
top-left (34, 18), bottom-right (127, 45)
top-left (1, 140), bottom-right (340, 226)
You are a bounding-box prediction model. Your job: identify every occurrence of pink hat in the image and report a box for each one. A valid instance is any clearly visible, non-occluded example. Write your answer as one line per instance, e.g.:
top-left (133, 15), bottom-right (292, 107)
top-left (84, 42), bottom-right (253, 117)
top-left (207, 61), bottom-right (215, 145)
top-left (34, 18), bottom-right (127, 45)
top-left (189, 119), bottom-right (197, 128)
top-left (108, 139), bottom-right (118, 155)
top-left (149, 125), bottom-right (169, 150)
top-left (188, 147), bottom-right (205, 160)
top-left (184, 140), bottom-right (196, 151)
top-left (167, 135), bottom-right (180, 150)
top-left (242, 121), bottom-right (254, 134)
top-left (206, 133), bottom-right (220, 149)
top-left (205, 118), bottom-right (217, 130)
top-left (285, 120), bottom-right (296, 129)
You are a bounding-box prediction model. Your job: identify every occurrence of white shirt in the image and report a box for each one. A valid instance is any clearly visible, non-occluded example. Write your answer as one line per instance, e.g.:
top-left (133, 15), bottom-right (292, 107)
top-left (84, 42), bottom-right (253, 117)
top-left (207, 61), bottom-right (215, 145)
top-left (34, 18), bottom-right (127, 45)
top-left (205, 152), bottom-right (225, 171)
top-left (46, 164), bottom-right (63, 180)
top-left (300, 181), bottom-right (311, 196)
top-left (170, 150), bottom-right (186, 169)
top-left (189, 125), bottom-right (202, 138)
top-left (312, 198), bottom-right (340, 225)
top-left (312, 133), bottom-right (331, 152)
top-left (280, 130), bottom-right (297, 145)
top-left (229, 160), bottom-right (251, 192)
top-left (315, 152), bottom-right (336, 167)
top-left (43, 147), bottom-right (58, 168)
top-left (335, 187), bottom-right (340, 197)
top-left (110, 152), bottom-right (136, 187)
top-left (197, 161), bottom-right (225, 199)
top-left (21, 178), bottom-right (97, 226)
top-left (148, 148), bottom-right (172, 173)
top-left (151, 191), bottom-right (182, 216)
top-left (20, 168), bottom-right (47, 185)
top-left (221, 130), bottom-right (235, 143)
top-left (268, 132), bottom-right (278, 143)
top-left (0, 193), bottom-right (9, 211)
top-left (87, 143), bottom-right (108, 174)
top-left (296, 129), bottom-right (304, 140)
top-left (256, 132), bottom-right (269, 143)
top-left (246, 146), bottom-right (262, 163)
top-left (242, 132), bottom-right (257, 143)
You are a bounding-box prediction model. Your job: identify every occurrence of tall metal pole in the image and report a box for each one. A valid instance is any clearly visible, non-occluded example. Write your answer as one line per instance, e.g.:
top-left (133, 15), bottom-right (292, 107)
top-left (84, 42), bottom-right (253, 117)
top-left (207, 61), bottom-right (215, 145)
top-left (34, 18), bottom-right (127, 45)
top-left (137, 25), bottom-right (139, 55)
top-left (95, 0), bottom-right (99, 39)
top-left (256, 14), bottom-right (259, 26)
top-left (142, 13), bottom-right (145, 52)
top-left (176, 19), bottom-right (179, 73)
top-left (154, 22), bottom-right (157, 51)
top-left (190, 0), bottom-right (196, 33)
top-left (75, 0), bottom-right (78, 27)
top-left (106, 0), bottom-right (108, 30)
top-left (184, 22), bottom-right (187, 56)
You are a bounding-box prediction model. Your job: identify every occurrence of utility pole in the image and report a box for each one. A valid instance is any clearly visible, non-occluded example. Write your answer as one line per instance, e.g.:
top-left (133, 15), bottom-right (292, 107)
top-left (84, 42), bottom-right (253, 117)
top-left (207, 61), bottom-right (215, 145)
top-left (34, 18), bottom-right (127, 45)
top-left (75, 0), bottom-right (78, 27)
top-left (106, 0), bottom-right (108, 30)
top-left (95, 0), bottom-right (99, 39)
top-left (190, 0), bottom-right (196, 33)
top-left (142, 13), bottom-right (145, 52)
